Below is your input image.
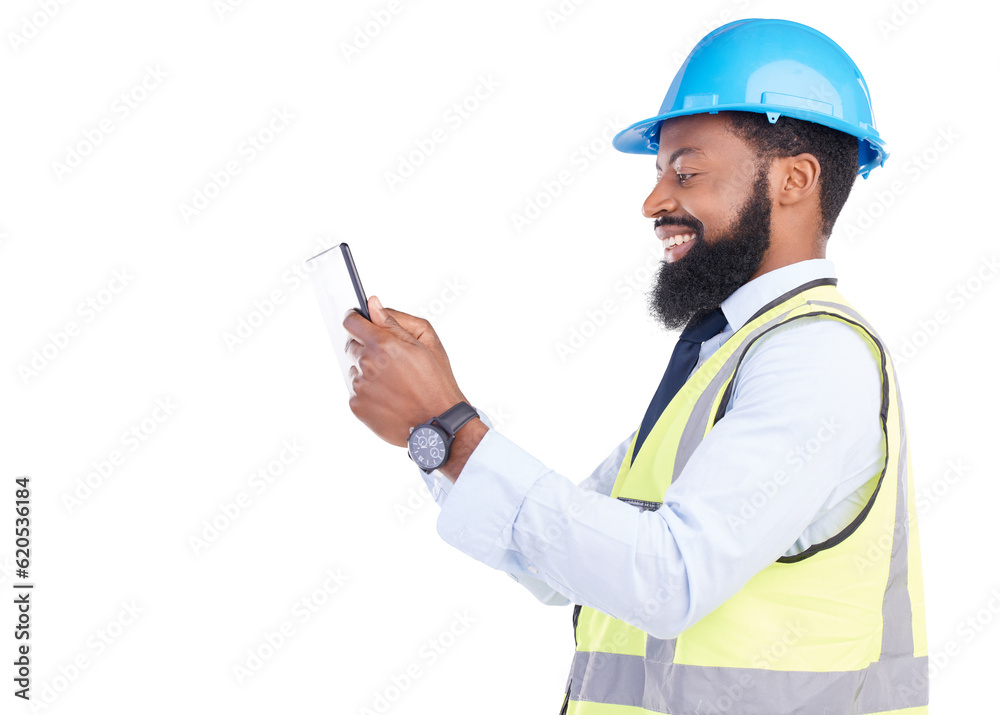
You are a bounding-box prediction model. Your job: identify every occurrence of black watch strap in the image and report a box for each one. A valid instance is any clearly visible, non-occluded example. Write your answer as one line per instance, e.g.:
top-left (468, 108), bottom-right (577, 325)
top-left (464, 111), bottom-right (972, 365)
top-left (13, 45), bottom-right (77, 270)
top-left (433, 401), bottom-right (478, 437)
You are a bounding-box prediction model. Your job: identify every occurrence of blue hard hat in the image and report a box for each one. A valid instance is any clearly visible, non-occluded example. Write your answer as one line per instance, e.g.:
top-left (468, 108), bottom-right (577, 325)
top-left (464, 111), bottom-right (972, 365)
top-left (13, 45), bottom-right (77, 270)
top-left (613, 18), bottom-right (887, 178)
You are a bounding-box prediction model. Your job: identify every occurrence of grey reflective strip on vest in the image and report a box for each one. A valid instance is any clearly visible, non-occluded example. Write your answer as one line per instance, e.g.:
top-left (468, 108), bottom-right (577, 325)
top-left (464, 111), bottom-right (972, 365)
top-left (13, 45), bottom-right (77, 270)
top-left (807, 299), bottom-right (916, 658)
top-left (671, 304), bottom-right (801, 482)
top-left (568, 651), bottom-right (929, 714)
top-left (880, 370), bottom-right (915, 658)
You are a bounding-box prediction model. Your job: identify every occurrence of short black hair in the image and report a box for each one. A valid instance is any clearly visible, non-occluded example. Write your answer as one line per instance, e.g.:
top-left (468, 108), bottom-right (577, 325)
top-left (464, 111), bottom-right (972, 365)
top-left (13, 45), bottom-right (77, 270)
top-left (724, 111), bottom-right (858, 237)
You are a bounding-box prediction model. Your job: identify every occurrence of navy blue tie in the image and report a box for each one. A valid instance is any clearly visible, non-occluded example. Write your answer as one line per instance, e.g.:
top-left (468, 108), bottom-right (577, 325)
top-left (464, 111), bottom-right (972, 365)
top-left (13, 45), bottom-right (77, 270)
top-left (630, 307), bottom-right (729, 466)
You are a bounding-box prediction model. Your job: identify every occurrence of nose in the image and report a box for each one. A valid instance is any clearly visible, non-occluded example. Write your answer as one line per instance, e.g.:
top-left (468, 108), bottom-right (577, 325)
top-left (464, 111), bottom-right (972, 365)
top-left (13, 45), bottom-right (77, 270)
top-left (642, 177), bottom-right (678, 219)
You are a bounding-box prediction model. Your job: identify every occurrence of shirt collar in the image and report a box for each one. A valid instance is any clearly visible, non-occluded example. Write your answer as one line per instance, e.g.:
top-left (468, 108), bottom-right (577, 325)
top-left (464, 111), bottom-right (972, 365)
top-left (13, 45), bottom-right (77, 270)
top-left (720, 258), bottom-right (837, 332)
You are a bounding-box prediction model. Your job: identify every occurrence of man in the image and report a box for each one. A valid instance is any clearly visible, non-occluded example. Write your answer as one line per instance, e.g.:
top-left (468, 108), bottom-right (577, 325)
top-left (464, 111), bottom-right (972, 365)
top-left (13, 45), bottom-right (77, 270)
top-left (343, 18), bottom-right (928, 714)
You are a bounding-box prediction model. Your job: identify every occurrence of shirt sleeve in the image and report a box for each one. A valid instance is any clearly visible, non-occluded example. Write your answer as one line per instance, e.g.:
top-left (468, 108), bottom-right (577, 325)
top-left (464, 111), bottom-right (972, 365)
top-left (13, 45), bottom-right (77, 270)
top-left (504, 428), bottom-right (637, 606)
top-left (433, 316), bottom-right (884, 639)
top-left (413, 408), bottom-right (637, 606)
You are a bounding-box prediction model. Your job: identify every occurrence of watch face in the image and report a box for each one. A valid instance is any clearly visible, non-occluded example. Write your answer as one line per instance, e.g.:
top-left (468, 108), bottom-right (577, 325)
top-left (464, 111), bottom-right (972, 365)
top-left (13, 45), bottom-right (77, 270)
top-left (409, 425), bottom-right (448, 469)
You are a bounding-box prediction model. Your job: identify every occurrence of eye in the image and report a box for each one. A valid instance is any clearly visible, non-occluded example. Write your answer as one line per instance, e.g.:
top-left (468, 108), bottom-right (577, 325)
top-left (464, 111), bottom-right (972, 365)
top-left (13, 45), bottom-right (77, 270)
top-left (676, 173), bottom-right (694, 185)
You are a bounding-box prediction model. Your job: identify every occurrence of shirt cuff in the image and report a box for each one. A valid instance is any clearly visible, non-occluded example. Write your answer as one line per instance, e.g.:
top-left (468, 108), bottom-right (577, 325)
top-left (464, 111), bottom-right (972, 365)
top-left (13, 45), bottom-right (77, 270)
top-left (435, 428), bottom-right (551, 568)
top-left (416, 465), bottom-right (452, 507)
top-left (413, 406), bottom-right (495, 507)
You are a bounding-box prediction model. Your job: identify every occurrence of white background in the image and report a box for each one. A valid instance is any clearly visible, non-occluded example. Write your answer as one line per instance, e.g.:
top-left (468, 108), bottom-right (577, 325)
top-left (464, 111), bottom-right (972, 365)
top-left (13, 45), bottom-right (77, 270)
top-left (1, 0), bottom-right (997, 712)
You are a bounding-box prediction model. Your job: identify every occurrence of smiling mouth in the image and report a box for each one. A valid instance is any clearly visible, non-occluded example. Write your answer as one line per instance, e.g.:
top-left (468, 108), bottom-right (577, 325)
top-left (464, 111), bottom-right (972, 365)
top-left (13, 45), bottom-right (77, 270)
top-left (662, 232), bottom-right (697, 263)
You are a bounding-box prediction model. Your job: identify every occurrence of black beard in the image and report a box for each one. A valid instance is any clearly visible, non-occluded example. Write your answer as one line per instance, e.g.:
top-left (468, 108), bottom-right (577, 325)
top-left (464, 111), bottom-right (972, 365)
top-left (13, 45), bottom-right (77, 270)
top-left (647, 167), bottom-right (772, 331)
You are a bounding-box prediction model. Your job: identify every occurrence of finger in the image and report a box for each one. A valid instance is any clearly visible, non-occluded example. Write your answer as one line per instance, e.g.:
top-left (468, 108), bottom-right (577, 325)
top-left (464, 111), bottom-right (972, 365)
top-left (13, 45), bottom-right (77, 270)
top-left (382, 307), bottom-right (435, 342)
top-left (342, 307), bottom-right (377, 343)
top-left (345, 337), bottom-right (362, 362)
top-left (368, 296), bottom-right (419, 344)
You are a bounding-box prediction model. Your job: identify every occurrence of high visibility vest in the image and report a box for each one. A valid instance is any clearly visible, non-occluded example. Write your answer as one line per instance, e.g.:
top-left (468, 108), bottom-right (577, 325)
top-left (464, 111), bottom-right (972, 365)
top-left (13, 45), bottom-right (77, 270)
top-left (561, 279), bottom-right (928, 715)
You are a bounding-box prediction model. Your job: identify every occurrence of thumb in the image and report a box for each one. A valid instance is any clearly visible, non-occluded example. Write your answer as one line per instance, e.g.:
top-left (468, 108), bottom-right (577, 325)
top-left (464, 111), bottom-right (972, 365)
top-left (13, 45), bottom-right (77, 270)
top-left (369, 296), bottom-right (414, 340)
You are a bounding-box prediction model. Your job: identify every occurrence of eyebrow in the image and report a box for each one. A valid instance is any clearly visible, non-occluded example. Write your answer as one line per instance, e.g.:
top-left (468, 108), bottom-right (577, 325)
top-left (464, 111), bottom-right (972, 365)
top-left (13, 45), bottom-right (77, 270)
top-left (655, 147), bottom-right (704, 172)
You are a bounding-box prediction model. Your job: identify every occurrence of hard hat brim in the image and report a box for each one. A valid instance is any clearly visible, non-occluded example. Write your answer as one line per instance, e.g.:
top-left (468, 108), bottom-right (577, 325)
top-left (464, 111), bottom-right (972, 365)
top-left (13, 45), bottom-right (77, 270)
top-left (612, 106), bottom-right (888, 179)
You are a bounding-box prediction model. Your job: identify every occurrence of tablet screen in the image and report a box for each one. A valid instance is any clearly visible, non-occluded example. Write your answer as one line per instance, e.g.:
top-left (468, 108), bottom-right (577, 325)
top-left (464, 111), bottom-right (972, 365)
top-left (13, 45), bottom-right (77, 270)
top-left (307, 243), bottom-right (369, 392)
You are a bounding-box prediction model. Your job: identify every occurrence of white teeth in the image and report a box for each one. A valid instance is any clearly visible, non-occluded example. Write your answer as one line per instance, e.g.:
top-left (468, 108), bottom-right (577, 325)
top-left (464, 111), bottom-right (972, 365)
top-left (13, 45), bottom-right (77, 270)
top-left (665, 233), bottom-right (694, 248)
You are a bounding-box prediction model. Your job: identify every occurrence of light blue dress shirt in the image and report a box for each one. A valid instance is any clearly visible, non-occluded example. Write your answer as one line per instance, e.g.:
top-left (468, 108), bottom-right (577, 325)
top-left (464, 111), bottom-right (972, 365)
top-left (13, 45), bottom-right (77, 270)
top-left (414, 259), bottom-right (885, 640)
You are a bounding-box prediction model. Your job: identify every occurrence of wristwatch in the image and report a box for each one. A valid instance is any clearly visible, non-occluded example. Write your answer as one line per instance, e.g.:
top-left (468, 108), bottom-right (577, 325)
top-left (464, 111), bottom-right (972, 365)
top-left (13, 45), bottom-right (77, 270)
top-left (407, 401), bottom-right (479, 474)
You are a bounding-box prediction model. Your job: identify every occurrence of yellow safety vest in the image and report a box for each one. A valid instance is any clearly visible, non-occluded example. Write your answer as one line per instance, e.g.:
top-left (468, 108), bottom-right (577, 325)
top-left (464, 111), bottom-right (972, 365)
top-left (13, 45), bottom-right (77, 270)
top-left (561, 279), bottom-right (928, 714)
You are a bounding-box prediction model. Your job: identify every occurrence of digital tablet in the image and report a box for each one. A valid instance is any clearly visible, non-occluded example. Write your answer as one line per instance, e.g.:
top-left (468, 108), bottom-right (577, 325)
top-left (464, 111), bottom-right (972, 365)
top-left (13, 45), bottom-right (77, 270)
top-left (307, 242), bottom-right (370, 391)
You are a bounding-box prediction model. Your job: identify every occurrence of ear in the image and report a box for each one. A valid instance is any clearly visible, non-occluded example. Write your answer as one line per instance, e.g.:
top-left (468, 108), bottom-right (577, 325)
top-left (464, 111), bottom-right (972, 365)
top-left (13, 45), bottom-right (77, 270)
top-left (774, 152), bottom-right (821, 207)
